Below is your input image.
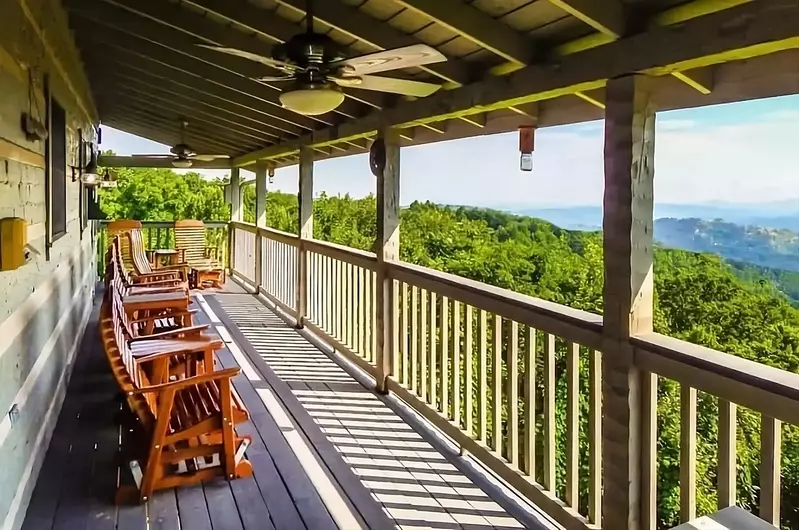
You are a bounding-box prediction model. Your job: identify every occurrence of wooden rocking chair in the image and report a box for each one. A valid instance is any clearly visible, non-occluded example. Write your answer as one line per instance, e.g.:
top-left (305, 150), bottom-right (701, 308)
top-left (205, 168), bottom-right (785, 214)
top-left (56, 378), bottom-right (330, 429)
top-left (127, 229), bottom-right (189, 284)
top-left (100, 292), bottom-right (252, 502)
top-left (174, 220), bottom-right (225, 289)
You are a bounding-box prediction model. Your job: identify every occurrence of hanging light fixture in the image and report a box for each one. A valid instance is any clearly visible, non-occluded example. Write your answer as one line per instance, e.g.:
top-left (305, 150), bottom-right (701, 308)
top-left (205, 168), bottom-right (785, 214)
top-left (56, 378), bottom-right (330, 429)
top-left (279, 84), bottom-right (344, 116)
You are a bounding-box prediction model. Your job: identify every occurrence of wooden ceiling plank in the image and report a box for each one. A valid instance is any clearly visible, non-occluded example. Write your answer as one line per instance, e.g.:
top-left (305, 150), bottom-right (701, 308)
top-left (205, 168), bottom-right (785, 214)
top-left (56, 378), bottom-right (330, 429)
top-left (66, 5), bottom-right (365, 124)
top-left (91, 79), bottom-right (278, 144)
top-left (87, 68), bottom-right (284, 141)
top-left (103, 114), bottom-right (243, 155)
top-left (98, 97), bottom-right (262, 148)
top-left (392, 0), bottom-right (535, 65)
top-left (78, 46), bottom-right (306, 137)
top-left (272, 0), bottom-right (472, 86)
top-left (232, 0), bottom-right (799, 165)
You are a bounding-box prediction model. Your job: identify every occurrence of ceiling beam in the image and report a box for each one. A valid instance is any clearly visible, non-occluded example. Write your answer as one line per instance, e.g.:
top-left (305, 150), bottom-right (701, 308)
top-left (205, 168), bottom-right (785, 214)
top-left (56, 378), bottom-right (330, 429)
top-left (90, 80), bottom-right (278, 145)
top-left (270, 0), bottom-right (472, 86)
top-left (391, 0), bottom-right (535, 65)
top-left (99, 155), bottom-right (233, 170)
top-left (97, 0), bottom-right (385, 110)
top-left (77, 46), bottom-right (306, 137)
top-left (547, 0), bottom-right (627, 37)
top-left (66, 5), bottom-right (357, 124)
top-left (232, 0), bottom-right (799, 165)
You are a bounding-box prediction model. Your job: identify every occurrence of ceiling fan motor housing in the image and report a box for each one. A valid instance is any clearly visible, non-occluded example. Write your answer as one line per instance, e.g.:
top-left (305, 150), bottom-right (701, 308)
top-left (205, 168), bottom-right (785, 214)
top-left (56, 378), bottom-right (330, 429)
top-left (275, 33), bottom-right (346, 69)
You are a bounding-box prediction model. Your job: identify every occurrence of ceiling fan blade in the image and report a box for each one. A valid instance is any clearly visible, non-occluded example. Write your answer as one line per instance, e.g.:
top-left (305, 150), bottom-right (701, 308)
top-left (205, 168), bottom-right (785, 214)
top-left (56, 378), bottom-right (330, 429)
top-left (197, 45), bottom-right (297, 71)
top-left (192, 154), bottom-right (231, 161)
top-left (331, 44), bottom-right (446, 76)
top-left (335, 75), bottom-right (442, 97)
top-left (130, 154), bottom-right (173, 158)
top-left (257, 75), bottom-right (296, 82)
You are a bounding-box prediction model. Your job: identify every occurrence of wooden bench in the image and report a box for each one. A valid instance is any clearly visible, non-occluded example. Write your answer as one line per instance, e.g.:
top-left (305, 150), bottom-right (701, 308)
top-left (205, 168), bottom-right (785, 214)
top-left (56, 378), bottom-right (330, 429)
top-left (101, 286), bottom-right (252, 502)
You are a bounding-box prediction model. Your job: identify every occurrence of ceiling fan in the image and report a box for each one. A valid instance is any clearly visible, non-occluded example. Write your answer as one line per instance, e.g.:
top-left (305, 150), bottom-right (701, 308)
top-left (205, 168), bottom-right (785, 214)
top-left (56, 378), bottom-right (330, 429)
top-left (132, 121), bottom-right (230, 168)
top-left (199, 0), bottom-right (448, 116)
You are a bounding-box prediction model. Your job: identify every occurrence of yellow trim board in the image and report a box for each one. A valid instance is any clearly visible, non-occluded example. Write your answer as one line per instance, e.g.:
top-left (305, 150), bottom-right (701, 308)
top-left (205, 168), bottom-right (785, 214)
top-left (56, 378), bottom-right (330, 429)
top-left (0, 137), bottom-right (45, 168)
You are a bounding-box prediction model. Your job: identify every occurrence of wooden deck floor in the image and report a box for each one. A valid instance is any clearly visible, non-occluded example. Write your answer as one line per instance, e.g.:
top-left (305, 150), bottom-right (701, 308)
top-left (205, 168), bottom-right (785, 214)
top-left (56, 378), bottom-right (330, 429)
top-left (21, 285), bottom-right (539, 530)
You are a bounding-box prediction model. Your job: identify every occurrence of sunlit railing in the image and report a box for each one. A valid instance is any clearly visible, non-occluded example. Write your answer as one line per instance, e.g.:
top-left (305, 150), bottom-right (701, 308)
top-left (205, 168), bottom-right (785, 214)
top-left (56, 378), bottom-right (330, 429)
top-left (95, 220), bottom-right (229, 277)
top-left (230, 220), bottom-right (799, 530)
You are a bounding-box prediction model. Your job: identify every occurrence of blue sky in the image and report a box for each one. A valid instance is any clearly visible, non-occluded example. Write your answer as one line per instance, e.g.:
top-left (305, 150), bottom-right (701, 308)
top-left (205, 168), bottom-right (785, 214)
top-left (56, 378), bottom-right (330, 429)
top-left (101, 94), bottom-right (799, 208)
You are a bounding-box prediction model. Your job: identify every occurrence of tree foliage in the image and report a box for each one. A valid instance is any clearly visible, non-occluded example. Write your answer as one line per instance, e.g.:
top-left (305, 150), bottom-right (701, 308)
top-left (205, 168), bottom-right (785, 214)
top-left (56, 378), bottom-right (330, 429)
top-left (101, 169), bottom-right (799, 529)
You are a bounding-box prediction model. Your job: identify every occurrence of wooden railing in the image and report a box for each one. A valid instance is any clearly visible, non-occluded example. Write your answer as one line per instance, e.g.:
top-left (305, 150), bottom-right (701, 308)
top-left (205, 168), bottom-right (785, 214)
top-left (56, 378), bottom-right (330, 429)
top-left (231, 221), bottom-right (799, 530)
top-left (95, 220), bottom-right (229, 276)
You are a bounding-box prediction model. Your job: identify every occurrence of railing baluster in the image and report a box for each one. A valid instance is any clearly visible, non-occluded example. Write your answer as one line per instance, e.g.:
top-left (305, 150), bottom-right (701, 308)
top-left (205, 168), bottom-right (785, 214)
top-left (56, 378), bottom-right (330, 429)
top-left (492, 314), bottom-right (502, 455)
top-left (440, 296), bottom-right (449, 417)
top-left (357, 267), bottom-right (364, 356)
top-left (543, 333), bottom-right (556, 492)
top-left (478, 309), bottom-right (488, 444)
top-left (451, 300), bottom-right (461, 424)
top-left (336, 259), bottom-right (343, 342)
top-left (718, 399), bottom-right (737, 510)
top-left (343, 262), bottom-right (350, 346)
top-left (392, 279), bottom-right (400, 381)
top-left (465, 305), bottom-right (474, 438)
top-left (760, 414), bottom-right (782, 526)
top-left (410, 285), bottom-right (419, 394)
top-left (524, 327), bottom-right (536, 477)
top-left (429, 292), bottom-right (438, 407)
top-left (508, 321), bottom-right (519, 468)
top-left (681, 384), bottom-right (697, 522)
top-left (420, 290), bottom-right (428, 402)
top-left (372, 270), bottom-right (377, 362)
top-left (642, 370), bottom-right (657, 530)
top-left (589, 349), bottom-right (602, 525)
top-left (566, 341), bottom-right (579, 507)
top-left (401, 282), bottom-right (409, 386)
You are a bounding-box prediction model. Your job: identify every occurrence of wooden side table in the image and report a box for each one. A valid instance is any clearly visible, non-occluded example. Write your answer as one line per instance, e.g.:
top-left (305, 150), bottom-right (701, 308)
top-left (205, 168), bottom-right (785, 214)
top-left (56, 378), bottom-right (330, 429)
top-left (152, 249), bottom-right (180, 268)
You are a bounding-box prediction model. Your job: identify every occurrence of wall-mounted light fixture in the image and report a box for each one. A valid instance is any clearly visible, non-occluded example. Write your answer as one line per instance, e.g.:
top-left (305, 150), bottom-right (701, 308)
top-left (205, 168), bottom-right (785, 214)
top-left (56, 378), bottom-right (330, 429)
top-left (72, 131), bottom-right (101, 186)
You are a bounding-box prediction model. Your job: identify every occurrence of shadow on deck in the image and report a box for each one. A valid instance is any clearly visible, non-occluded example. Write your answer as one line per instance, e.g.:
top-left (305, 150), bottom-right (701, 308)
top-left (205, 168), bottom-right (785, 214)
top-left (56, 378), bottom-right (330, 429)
top-left (21, 283), bottom-right (540, 530)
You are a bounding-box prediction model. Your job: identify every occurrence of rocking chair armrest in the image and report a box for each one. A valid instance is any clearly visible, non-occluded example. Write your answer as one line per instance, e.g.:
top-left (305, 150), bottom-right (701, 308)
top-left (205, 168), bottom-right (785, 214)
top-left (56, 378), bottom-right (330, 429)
top-left (128, 324), bottom-right (210, 341)
top-left (132, 338), bottom-right (224, 361)
top-left (129, 367), bottom-right (241, 395)
top-left (129, 309), bottom-right (198, 325)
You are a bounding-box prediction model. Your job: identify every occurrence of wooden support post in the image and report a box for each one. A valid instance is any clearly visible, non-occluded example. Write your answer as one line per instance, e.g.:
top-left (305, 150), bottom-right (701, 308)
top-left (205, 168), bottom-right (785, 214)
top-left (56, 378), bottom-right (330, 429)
top-left (254, 161), bottom-right (268, 293)
top-left (228, 167), bottom-right (241, 274)
top-left (601, 74), bottom-right (656, 530)
top-left (375, 127), bottom-right (401, 394)
top-left (296, 147), bottom-right (314, 328)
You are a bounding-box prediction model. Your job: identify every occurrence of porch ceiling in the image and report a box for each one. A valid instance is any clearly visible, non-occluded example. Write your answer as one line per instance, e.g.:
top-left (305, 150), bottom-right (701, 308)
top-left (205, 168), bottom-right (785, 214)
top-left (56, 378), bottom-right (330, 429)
top-left (67, 0), bottom-right (799, 169)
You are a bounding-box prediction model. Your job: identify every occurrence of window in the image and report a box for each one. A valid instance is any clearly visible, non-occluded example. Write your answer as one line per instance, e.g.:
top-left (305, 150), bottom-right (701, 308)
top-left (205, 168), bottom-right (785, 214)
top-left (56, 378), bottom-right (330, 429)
top-left (49, 97), bottom-right (67, 240)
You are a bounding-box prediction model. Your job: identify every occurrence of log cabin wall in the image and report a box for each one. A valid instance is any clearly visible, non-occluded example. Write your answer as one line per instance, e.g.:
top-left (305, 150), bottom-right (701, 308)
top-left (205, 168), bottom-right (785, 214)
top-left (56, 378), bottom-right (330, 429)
top-left (0, 1), bottom-right (97, 528)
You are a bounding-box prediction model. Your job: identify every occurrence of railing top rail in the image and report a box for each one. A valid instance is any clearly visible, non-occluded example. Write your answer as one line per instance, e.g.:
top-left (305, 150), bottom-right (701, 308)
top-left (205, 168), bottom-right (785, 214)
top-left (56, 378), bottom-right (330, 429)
top-left (260, 225), bottom-right (299, 241)
top-left (99, 220), bottom-right (229, 229)
top-left (634, 332), bottom-right (799, 425)
top-left (389, 259), bottom-right (603, 350)
top-left (303, 238), bottom-right (377, 270)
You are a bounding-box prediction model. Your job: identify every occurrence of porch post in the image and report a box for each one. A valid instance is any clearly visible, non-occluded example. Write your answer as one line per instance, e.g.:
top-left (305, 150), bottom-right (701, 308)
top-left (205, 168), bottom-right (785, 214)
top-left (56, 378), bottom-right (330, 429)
top-left (601, 74), bottom-right (656, 530)
top-left (228, 167), bottom-right (241, 274)
top-left (296, 146), bottom-right (313, 327)
top-left (375, 127), bottom-right (401, 394)
top-left (254, 161), bottom-right (268, 292)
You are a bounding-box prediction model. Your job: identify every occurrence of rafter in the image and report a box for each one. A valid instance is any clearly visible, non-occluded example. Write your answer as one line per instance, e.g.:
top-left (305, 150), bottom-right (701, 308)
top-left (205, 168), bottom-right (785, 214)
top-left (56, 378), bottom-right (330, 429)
top-left (271, 0), bottom-right (472, 86)
top-left (233, 0), bottom-right (799, 166)
top-left (103, 114), bottom-right (244, 154)
top-left (547, 0), bottom-right (626, 38)
top-left (99, 155), bottom-right (233, 169)
top-left (392, 0), bottom-right (534, 65)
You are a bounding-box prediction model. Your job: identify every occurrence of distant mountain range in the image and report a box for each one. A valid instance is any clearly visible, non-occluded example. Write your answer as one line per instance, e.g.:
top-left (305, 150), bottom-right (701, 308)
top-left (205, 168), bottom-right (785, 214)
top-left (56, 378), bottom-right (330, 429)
top-left (505, 201), bottom-right (799, 232)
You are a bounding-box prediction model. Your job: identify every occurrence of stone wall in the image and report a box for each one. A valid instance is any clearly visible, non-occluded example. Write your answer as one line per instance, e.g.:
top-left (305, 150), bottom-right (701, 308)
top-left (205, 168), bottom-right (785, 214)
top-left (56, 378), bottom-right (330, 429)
top-left (0, 1), bottom-right (98, 528)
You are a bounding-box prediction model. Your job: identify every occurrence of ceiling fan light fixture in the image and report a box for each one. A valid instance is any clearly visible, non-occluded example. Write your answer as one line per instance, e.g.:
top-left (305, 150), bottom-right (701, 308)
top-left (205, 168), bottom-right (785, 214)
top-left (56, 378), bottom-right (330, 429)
top-left (280, 86), bottom-right (344, 115)
top-left (172, 158), bottom-right (193, 169)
